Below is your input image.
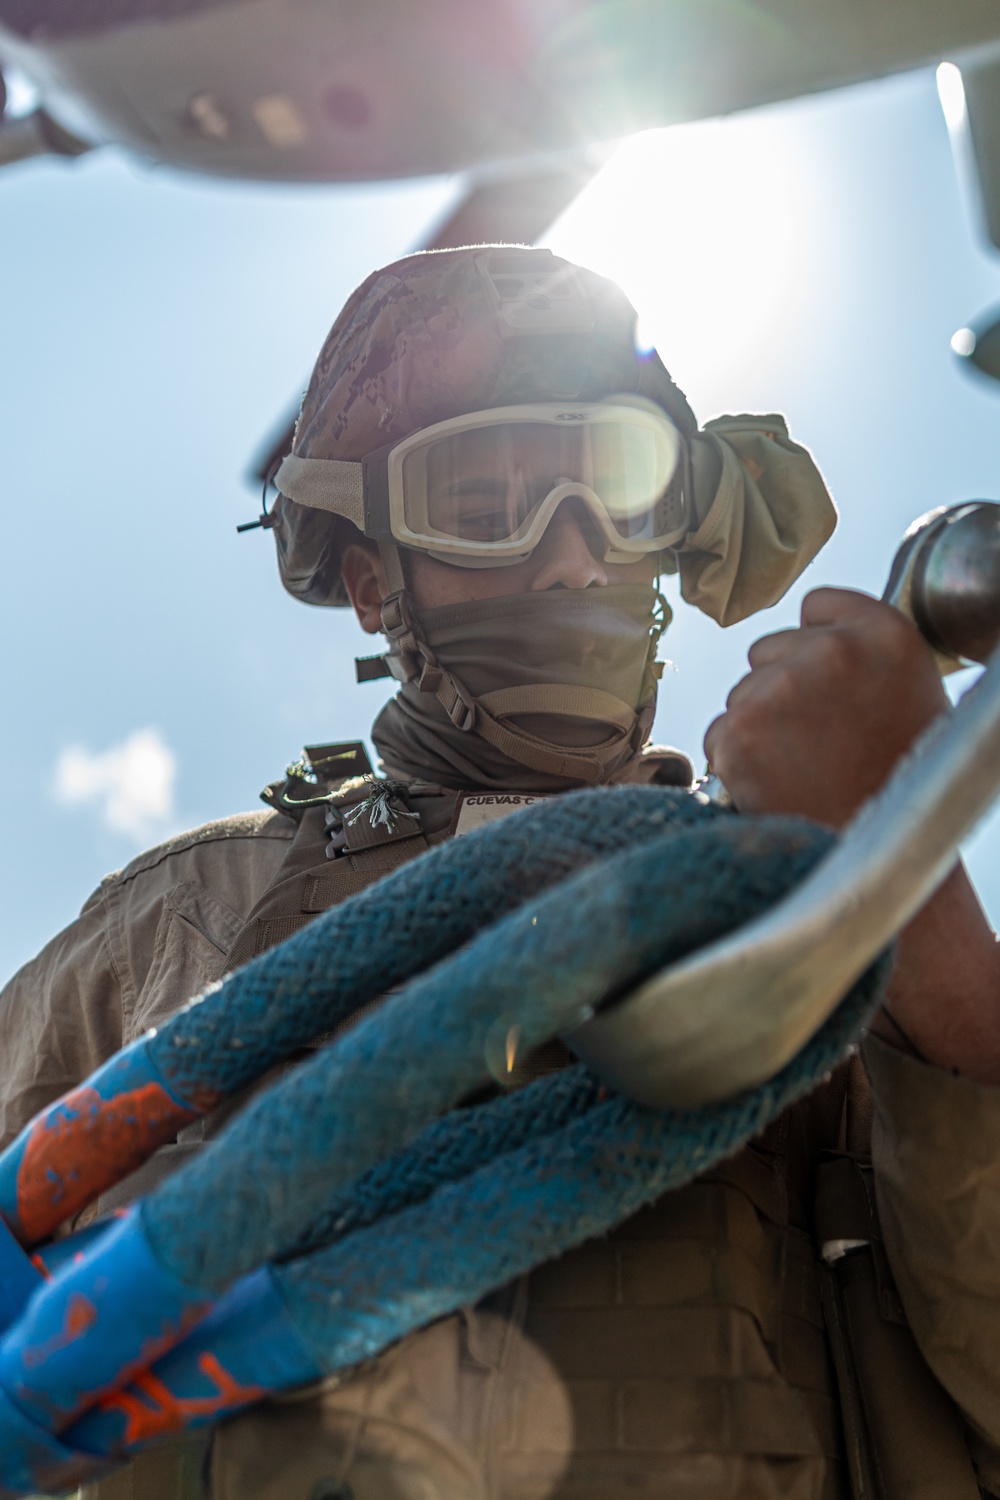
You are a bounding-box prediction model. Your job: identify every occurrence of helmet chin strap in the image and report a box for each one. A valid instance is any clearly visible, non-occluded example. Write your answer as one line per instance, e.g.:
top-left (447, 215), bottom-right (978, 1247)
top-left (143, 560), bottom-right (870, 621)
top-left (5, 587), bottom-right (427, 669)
top-left (359, 540), bottom-right (662, 786)
top-left (377, 538), bottom-right (408, 597)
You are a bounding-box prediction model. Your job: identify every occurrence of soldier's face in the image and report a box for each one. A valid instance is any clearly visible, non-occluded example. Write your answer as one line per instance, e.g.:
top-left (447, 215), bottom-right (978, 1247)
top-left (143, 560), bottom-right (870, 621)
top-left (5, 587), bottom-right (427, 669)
top-left (408, 497), bottom-right (657, 608)
top-left (409, 426), bottom-right (660, 605)
top-left (343, 491), bottom-right (657, 634)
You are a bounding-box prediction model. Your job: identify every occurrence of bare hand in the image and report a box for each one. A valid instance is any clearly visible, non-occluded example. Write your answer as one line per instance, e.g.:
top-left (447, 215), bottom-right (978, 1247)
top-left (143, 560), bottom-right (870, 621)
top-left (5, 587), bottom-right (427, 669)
top-left (705, 587), bottom-right (1000, 1083)
top-left (703, 588), bottom-right (949, 828)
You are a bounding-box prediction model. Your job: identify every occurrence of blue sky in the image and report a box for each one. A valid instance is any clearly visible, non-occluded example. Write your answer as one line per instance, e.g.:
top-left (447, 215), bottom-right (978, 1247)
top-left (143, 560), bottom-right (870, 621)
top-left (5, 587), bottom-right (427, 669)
top-left (2, 63), bottom-right (999, 980)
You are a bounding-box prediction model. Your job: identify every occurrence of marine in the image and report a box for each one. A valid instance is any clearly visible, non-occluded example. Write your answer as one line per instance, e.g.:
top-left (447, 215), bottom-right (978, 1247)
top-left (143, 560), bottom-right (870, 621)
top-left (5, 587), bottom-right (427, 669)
top-left (2, 245), bottom-right (1000, 1500)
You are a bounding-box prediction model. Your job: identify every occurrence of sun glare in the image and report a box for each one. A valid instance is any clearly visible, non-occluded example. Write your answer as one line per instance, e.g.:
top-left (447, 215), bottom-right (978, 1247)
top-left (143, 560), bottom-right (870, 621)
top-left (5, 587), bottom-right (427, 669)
top-left (1, 64), bottom-right (40, 117)
top-left (936, 62), bottom-right (967, 134)
top-left (545, 114), bottom-right (815, 413)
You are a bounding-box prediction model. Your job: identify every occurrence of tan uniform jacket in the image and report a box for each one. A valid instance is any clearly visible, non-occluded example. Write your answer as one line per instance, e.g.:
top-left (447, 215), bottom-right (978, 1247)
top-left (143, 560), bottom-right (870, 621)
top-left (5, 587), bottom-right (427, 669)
top-left (2, 802), bottom-right (1000, 1500)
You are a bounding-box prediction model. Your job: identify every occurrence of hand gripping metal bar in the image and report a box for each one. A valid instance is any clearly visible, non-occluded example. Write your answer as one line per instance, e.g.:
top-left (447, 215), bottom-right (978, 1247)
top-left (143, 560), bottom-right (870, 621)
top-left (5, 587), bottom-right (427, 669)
top-left (571, 641), bottom-right (1000, 1105)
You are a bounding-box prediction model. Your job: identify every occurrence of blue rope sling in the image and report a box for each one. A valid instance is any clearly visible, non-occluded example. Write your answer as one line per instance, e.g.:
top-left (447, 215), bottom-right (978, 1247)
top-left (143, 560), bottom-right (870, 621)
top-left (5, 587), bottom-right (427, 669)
top-left (0, 788), bottom-right (891, 1495)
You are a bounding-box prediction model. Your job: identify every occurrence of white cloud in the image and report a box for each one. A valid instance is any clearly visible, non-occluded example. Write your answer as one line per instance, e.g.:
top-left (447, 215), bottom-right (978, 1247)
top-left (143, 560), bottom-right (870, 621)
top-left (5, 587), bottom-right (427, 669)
top-left (54, 729), bottom-right (177, 839)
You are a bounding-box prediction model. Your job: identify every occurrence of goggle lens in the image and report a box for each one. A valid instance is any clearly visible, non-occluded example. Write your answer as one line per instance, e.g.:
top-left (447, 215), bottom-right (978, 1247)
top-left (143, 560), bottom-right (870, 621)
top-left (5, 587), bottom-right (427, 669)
top-left (400, 407), bottom-right (683, 553)
top-left (422, 424), bottom-right (552, 543)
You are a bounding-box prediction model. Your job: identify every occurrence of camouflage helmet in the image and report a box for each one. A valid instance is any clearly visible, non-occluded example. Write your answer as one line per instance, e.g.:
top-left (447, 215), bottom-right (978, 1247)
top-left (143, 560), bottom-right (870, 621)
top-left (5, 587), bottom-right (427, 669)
top-left (271, 245), bottom-right (697, 607)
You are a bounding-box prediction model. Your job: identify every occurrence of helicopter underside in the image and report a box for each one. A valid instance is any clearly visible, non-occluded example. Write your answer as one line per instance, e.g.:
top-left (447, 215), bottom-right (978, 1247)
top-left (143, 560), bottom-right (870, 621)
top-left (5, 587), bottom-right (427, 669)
top-left (1, 0), bottom-right (999, 184)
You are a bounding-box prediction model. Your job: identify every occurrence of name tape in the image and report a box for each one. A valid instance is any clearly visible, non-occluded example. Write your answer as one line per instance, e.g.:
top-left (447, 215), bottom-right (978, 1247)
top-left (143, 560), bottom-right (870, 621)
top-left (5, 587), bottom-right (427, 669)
top-left (451, 792), bottom-right (549, 838)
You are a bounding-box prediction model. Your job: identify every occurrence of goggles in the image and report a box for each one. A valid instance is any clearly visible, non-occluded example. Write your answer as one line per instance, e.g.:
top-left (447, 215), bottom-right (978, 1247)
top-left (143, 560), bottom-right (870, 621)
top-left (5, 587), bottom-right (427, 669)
top-left (275, 397), bottom-right (689, 569)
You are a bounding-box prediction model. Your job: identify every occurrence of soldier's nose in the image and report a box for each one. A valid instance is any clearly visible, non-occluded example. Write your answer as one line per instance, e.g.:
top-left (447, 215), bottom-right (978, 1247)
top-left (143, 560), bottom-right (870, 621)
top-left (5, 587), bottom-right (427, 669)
top-left (529, 501), bottom-right (609, 591)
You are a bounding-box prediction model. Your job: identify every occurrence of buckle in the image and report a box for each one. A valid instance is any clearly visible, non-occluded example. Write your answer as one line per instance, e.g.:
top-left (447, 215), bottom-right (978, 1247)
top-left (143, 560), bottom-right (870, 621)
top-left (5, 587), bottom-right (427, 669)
top-left (417, 661), bottom-right (443, 694)
top-left (379, 590), bottom-right (415, 641)
top-left (442, 676), bottom-right (476, 732)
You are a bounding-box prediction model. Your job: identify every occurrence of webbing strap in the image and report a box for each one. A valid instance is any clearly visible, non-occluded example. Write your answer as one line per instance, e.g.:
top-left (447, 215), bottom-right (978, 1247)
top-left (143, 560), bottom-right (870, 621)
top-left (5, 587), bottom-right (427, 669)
top-left (275, 454), bottom-right (365, 529)
top-left (478, 684), bottom-right (636, 736)
top-left (486, 718), bottom-right (634, 786)
top-left (453, 681), bottom-right (642, 779)
top-left (470, 714), bottom-right (603, 783)
top-left (432, 677), bottom-right (606, 784)
top-left (378, 541), bottom-right (407, 596)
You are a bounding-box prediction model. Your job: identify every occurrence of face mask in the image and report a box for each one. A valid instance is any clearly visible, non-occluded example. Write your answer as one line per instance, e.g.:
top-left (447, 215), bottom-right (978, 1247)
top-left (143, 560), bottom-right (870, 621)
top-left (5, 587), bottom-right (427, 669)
top-left (371, 584), bottom-right (669, 791)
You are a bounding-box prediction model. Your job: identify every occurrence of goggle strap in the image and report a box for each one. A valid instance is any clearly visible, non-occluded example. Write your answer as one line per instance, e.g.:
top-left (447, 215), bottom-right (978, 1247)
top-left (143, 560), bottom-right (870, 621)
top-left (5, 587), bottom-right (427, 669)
top-left (274, 454), bottom-right (365, 528)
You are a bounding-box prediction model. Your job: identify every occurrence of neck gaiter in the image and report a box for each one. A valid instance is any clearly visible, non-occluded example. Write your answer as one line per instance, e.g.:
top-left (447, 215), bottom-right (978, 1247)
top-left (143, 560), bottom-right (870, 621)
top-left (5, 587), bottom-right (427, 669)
top-left (372, 583), bottom-right (669, 791)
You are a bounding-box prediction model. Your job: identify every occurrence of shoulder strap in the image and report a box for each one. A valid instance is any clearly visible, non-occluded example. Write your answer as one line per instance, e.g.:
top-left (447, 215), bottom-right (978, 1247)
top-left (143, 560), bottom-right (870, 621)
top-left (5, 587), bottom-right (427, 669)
top-left (259, 741), bottom-right (374, 821)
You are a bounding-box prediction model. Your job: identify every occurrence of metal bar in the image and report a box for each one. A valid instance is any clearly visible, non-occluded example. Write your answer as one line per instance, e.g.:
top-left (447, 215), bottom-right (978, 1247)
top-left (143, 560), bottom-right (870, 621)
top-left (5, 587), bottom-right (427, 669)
top-left (569, 647), bottom-right (1000, 1108)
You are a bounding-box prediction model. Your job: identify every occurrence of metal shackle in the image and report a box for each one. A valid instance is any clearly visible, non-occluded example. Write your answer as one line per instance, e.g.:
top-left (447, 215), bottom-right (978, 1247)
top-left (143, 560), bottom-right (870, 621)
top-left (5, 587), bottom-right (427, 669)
top-left (882, 501), bottom-right (1000, 671)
